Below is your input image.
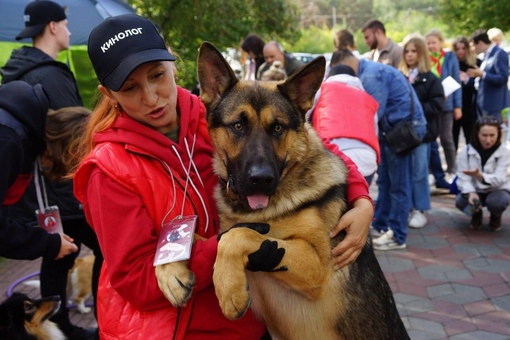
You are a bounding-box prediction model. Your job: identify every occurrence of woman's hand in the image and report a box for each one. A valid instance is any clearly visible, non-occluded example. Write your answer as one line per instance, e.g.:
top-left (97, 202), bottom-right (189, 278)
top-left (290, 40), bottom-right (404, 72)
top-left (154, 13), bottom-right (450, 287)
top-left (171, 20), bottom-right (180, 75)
top-left (453, 108), bottom-right (463, 121)
top-left (468, 192), bottom-right (480, 206)
top-left (463, 168), bottom-right (483, 182)
top-left (330, 197), bottom-right (373, 269)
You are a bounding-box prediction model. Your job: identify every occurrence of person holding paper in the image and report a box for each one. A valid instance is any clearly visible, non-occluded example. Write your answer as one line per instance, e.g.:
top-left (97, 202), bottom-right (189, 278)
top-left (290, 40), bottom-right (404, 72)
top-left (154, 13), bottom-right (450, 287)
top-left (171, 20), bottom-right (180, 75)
top-left (467, 29), bottom-right (509, 124)
top-left (426, 29), bottom-right (463, 185)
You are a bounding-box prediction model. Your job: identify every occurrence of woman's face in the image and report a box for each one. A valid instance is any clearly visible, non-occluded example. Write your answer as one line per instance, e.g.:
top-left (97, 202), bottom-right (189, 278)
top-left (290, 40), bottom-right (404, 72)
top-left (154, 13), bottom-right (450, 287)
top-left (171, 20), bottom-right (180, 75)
top-left (404, 42), bottom-right (418, 68)
top-left (100, 61), bottom-right (178, 134)
top-left (454, 42), bottom-right (467, 61)
top-left (426, 35), bottom-right (442, 54)
top-left (478, 125), bottom-right (499, 149)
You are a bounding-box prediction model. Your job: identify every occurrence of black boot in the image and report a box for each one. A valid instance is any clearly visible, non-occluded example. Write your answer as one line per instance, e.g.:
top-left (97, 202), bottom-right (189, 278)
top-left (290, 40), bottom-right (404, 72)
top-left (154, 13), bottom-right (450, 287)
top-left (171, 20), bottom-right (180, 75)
top-left (469, 209), bottom-right (483, 230)
top-left (489, 214), bottom-right (502, 232)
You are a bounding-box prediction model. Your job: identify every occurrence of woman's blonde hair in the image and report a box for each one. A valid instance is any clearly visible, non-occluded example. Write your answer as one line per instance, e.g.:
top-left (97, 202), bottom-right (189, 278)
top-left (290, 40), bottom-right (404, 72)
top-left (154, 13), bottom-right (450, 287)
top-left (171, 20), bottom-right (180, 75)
top-left (399, 34), bottom-right (431, 76)
top-left (425, 29), bottom-right (444, 42)
top-left (43, 106), bottom-right (91, 180)
top-left (453, 36), bottom-right (477, 67)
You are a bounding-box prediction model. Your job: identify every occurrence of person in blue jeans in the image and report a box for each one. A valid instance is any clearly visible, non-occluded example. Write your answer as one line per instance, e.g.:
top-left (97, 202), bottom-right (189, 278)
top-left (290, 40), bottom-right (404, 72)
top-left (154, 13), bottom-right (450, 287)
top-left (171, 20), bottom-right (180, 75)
top-left (331, 49), bottom-right (427, 250)
top-left (399, 35), bottom-right (445, 229)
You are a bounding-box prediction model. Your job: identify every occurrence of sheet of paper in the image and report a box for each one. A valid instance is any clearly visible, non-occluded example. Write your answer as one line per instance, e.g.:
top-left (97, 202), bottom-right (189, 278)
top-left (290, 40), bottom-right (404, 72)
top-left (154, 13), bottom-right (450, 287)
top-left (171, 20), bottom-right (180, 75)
top-left (442, 76), bottom-right (461, 97)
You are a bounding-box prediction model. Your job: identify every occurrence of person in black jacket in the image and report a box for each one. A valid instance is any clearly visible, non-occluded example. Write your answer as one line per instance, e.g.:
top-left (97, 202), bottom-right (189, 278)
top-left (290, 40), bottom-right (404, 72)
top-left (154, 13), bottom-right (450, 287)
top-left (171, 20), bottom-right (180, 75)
top-left (0, 80), bottom-right (78, 260)
top-left (399, 35), bottom-right (445, 229)
top-left (0, 2), bottom-right (100, 339)
top-left (452, 36), bottom-right (482, 151)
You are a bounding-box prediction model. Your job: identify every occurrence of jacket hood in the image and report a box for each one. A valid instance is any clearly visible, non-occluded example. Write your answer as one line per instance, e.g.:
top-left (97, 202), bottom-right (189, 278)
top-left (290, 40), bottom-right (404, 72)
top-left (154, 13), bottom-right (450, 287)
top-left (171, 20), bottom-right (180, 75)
top-left (1, 47), bottom-right (58, 83)
top-left (0, 80), bottom-right (49, 142)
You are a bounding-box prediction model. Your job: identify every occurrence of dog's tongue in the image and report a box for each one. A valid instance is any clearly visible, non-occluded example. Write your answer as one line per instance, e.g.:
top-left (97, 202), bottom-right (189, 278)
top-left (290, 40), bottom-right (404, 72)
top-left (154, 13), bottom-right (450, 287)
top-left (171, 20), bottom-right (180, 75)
top-left (247, 194), bottom-right (269, 210)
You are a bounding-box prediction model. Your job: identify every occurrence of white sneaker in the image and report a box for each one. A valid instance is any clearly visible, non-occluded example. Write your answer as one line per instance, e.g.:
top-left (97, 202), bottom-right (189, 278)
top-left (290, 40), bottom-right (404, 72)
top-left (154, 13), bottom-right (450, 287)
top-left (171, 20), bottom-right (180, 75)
top-left (369, 225), bottom-right (383, 238)
top-left (409, 211), bottom-right (427, 228)
top-left (373, 229), bottom-right (406, 250)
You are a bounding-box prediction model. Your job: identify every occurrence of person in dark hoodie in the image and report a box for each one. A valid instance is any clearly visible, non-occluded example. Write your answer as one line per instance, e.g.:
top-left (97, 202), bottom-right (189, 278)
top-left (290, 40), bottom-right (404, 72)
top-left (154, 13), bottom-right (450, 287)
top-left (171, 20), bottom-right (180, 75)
top-left (0, 80), bottom-right (78, 259)
top-left (0, 2), bottom-right (100, 339)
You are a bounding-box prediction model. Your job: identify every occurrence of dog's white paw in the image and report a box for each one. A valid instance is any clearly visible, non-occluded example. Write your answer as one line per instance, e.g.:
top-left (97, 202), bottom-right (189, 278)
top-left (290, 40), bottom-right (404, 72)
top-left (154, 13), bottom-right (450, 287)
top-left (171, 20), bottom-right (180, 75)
top-left (155, 261), bottom-right (196, 307)
top-left (76, 302), bottom-right (91, 314)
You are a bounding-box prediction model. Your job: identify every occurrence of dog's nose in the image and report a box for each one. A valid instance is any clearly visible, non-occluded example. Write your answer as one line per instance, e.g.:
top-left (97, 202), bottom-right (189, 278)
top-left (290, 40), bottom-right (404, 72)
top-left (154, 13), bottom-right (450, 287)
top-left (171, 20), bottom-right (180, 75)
top-left (248, 165), bottom-right (275, 191)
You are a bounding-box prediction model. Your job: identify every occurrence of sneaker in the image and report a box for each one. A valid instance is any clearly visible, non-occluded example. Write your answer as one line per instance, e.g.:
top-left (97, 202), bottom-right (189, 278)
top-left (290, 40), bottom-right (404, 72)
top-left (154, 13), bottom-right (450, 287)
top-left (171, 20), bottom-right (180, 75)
top-left (373, 229), bottom-right (406, 250)
top-left (369, 225), bottom-right (383, 238)
top-left (469, 209), bottom-right (483, 230)
top-left (435, 179), bottom-right (451, 190)
top-left (489, 214), bottom-right (502, 231)
top-left (409, 210), bottom-right (427, 228)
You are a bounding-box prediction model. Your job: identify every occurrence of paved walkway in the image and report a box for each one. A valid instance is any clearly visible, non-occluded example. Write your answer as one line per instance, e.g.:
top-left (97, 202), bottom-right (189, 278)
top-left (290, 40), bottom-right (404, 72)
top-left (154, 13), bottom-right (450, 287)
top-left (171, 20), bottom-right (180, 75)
top-left (1, 189), bottom-right (509, 339)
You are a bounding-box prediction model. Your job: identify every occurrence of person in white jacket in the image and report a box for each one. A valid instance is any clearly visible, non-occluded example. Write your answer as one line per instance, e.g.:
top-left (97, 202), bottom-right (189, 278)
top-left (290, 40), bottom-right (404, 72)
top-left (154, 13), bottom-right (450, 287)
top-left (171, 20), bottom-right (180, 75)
top-left (455, 116), bottom-right (510, 231)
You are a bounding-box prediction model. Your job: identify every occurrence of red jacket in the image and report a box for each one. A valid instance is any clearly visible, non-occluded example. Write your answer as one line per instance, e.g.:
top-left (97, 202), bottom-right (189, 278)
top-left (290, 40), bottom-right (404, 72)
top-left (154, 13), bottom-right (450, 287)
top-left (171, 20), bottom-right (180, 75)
top-left (74, 87), bottom-right (266, 339)
top-left (313, 81), bottom-right (380, 163)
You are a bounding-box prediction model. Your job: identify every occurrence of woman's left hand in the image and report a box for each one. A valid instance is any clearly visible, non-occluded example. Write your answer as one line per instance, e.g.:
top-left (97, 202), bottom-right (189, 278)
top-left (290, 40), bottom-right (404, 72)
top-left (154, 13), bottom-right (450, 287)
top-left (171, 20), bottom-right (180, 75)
top-left (453, 108), bottom-right (463, 121)
top-left (330, 197), bottom-right (373, 269)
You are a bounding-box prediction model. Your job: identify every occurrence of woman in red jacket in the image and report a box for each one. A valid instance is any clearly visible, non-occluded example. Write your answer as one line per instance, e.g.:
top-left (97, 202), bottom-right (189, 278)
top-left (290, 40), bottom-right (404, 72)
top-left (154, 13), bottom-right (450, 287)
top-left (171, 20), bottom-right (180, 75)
top-left (73, 14), bottom-right (373, 339)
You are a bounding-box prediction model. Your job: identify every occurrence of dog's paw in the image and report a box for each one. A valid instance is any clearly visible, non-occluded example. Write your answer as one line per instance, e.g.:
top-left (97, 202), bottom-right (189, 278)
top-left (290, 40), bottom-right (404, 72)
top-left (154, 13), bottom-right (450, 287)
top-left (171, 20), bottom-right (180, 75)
top-left (155, 261), bottom-right (196, 307)
top-left (76, 303), bottom-right (91, 314)
top-left (213, 258), bottom-right (251, 320)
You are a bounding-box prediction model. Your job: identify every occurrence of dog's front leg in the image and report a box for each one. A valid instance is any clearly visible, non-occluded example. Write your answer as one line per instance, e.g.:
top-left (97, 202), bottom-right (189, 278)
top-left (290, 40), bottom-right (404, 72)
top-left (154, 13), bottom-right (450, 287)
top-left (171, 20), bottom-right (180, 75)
top-left (213, 226), bottom-right (282, 320)
top-left (155, 261), bottom-right (196, 307)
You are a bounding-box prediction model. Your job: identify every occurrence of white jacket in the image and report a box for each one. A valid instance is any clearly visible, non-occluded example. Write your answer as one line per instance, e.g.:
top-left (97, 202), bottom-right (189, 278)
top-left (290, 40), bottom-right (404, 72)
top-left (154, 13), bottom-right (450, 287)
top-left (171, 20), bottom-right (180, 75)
top-left (456, 143), bottom-right (510, 194)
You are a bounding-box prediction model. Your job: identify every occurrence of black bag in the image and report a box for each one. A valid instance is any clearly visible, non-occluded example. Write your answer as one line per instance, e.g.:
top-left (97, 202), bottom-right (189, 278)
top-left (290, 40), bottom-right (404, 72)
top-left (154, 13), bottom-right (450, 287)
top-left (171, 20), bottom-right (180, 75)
top-left (383, 120), bottom-right (422, 155)
top-left (382, 84), bottom-right (422, 156)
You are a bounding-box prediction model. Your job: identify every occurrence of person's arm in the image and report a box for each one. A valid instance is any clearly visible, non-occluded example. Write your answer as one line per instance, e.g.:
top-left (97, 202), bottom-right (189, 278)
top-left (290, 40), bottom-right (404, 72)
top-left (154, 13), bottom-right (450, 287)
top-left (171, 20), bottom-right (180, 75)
top-left (450, 54), bottom-right (463, 111)
top-left (323, 140), bottom-right (374, 268)
top-left (0, 133), bottom-right (70, 260)
top-left (484, 49), bottom-right (510, 86)
top-left (84, 167), bottom-right (217, 311)
top-left (478, 146), bottom-right (510, 188)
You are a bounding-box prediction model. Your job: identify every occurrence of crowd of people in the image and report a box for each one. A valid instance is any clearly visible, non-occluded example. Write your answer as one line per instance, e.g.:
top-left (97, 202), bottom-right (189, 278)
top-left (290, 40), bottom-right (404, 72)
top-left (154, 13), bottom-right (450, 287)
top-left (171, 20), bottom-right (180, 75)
top-left (1, 0), bottom-right (509, 338)
top-left (240, 19), bottom-right (510, 250)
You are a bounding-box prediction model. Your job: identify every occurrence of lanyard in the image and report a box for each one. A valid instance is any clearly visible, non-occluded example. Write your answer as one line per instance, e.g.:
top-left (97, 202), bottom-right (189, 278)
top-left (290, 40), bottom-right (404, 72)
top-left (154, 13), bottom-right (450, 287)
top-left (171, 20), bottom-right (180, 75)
top-left (34, 157), bottom-right (49, 213)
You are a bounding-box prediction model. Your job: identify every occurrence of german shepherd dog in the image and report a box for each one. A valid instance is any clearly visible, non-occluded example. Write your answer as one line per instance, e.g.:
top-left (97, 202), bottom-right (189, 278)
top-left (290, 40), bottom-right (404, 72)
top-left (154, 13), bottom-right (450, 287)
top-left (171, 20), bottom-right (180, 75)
top-left (0, 293), bottom-right (65, 340)
top-left (197, 42), bottom-right (409, 339)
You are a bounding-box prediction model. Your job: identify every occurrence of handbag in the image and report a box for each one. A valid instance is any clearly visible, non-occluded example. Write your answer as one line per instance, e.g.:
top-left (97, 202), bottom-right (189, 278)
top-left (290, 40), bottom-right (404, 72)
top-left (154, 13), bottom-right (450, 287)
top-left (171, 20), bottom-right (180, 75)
top-left (382, 85), bottom-right (422, 156)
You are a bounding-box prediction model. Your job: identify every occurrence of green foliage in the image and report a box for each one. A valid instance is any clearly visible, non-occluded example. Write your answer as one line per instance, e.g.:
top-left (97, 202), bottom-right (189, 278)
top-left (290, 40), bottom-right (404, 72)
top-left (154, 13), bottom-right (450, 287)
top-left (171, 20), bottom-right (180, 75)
top-left (128, 0), bottom-right (301, 89)
top-left (287, 26), bottom-right (334, 54)
top-left (439, 0), bottom-right (510, 35)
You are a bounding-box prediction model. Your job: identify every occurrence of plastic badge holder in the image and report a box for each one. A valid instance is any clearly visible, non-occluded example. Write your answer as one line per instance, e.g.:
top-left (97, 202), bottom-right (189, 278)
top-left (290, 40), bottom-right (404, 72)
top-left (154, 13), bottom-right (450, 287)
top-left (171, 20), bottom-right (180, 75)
top-left (154, 215), bottom-right (197, 266)
top-left (35, 205), bottom-right (63, 234)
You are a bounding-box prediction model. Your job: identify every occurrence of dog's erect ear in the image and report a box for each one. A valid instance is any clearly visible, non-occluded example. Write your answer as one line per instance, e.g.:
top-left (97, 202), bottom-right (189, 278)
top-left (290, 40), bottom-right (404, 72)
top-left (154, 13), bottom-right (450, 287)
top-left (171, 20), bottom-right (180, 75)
top-left (277, 56), bottom-right (326, 115)
top-left (197, 42), bottom-right (239, 111)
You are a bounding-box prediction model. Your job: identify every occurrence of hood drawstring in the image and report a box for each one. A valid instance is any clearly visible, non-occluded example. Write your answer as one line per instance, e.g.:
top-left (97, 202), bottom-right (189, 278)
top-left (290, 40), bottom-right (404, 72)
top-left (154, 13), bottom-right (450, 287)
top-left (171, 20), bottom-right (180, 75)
top-left (170, 134), bottom-right (210, 233)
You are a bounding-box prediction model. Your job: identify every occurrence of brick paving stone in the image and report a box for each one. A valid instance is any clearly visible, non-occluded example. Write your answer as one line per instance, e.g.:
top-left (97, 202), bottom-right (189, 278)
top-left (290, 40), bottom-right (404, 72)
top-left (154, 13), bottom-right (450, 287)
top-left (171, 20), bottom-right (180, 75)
top-left (463, 300), bottom-right (497, 316)
top-left (483, 283), bottom-right (510, 298)
top-left (443, 318), bottom-right (479, 337)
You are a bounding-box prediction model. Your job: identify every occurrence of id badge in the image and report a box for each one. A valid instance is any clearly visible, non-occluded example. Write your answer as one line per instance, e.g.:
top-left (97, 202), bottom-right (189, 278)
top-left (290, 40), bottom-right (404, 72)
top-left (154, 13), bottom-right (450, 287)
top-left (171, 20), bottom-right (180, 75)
top-left (154, 215), bottom-right (197, 266)
top-left (35, 205), bottom-right (63, 234)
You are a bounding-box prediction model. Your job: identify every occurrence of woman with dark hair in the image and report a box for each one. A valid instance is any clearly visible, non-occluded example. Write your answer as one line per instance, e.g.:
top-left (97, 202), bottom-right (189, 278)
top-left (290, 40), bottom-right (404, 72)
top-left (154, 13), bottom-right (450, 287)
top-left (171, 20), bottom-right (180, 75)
top-left (452, 36), bottom-right (482, 151)
top-left (455, 116), bottom-right (510, 231)
top-left (241, 33), bottom-right (266, 80)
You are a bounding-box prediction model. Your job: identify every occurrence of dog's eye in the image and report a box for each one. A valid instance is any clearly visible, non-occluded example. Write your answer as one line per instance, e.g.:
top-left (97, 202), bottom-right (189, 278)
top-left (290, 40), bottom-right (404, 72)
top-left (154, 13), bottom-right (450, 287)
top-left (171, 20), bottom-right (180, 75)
top-left (233, 122), bottom-right (243, 131)
top-left (274, 124), bottom-right (283, 133)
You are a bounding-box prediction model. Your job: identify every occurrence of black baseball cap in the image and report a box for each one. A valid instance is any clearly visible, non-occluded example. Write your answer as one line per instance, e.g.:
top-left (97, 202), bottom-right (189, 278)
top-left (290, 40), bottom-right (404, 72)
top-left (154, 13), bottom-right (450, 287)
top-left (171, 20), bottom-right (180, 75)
top-left (88, 14), bottom-right (176, 92)
top-left (16, 0), bottom-right (67, 40)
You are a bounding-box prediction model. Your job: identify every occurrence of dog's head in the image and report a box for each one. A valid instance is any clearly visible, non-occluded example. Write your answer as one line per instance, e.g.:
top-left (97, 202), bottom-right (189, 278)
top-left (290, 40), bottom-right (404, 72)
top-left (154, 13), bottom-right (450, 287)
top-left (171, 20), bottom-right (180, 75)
top-left (0, 293), bottom-right (62, 339)
top-left (198, 42), bottom-right (325, 211)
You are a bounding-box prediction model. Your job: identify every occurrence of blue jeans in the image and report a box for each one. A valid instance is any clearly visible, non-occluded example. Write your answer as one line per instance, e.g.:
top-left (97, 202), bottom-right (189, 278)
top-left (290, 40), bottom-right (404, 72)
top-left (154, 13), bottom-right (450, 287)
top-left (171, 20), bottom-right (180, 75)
top-left (455, 190), bottom-right (510, 216)
top-left (373, 142), bottom-right (413, 245)
top-left (430, 140), bottom-right (447, 184)
top-left (411, 143), bottom-right (431, 211)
